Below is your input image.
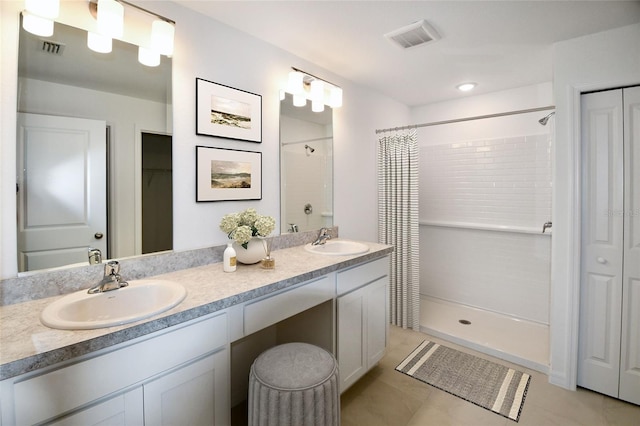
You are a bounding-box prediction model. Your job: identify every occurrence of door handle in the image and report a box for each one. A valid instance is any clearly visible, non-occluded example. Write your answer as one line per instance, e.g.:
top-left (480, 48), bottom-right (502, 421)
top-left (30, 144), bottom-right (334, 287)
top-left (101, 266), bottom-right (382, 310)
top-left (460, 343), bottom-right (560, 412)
top-left (94, 232), bottom-right (104, 240)
top-left (596, 257), bottom-right (607, 264)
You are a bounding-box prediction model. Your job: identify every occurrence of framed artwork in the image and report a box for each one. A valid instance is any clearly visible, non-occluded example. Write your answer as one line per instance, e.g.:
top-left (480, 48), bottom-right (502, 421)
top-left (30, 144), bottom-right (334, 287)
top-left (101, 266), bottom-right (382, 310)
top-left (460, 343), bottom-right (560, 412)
top-left (196, 78), bottom-right (262, 143)
top-left (196, 146), bottom-right (262, 202)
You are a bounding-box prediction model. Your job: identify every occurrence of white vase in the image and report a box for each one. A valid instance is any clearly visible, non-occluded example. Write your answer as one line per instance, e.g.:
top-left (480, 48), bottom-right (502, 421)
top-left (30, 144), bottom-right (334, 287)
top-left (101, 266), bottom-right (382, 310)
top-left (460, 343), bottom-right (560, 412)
top-left (233, 237), bottom-right (266, 264)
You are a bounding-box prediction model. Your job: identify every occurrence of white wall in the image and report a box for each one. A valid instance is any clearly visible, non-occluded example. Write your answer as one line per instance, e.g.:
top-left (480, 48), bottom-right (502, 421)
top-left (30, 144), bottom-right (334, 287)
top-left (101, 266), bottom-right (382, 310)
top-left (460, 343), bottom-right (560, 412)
top-left (413, 83), bottom-right (553, 323)
top-left (0, 1), bottom-right (410, 278)
top-left (551, 23), bottom-right (640, 390)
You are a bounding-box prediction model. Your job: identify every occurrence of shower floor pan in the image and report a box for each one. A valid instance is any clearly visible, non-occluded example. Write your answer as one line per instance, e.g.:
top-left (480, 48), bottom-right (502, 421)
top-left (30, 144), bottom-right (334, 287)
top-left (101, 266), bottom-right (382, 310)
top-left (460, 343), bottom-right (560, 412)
top-left (419, 296), bottom-right (549, 374)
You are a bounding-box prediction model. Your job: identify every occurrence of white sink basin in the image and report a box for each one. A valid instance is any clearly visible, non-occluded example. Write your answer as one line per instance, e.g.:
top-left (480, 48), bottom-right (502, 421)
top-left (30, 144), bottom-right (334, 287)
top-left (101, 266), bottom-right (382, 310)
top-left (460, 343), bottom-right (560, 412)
top-left (41, 280), bottom-right (187, 330)
top-left (304, 240), bottom-right (370, 256)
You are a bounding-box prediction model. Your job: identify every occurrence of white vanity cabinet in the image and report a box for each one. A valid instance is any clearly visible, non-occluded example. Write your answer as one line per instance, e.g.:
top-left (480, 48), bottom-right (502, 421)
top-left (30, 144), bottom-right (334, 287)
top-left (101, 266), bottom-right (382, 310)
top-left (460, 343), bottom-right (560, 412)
top-left (336, 257), bottom-right (389, 393)
top-left (0, 312), bottom-right (229, 426)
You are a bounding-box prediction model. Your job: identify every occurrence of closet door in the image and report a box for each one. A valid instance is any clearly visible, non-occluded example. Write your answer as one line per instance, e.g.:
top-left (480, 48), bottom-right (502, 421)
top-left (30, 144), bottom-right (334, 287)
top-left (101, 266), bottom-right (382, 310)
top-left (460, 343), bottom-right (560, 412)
top-left (620, 86), bottom-right (640, 405)
top-left (578, 89), bottom-right (624, 398)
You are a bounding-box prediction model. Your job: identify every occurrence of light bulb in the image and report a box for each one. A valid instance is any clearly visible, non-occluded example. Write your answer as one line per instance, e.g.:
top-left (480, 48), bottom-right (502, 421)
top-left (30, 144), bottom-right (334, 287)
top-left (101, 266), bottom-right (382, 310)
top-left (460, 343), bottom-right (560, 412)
top-left (22, 11), bottom-right (54, 37)
top-left (312, 100), bottom-right (324, 113)
top-left (287, 71), bottom-right (304, 95)
top-left (151, 20), bottom-right (175, 56)
top-left (456, 82), bottom-right (477, 92)
top-left (293, 94), bottom-right (306, 107)
top-left (138, 46), bottom-right (160, 67)
top-left (328, 86), bottom-right (342, 108)
top-left (310, 80), bottom-right (324, 103)
top-left (97, 0), bottom-right (124, 39)
top-left (25, 0), bottom-right (59, 19)
top-left (87, 32), bottom-right (112, 53)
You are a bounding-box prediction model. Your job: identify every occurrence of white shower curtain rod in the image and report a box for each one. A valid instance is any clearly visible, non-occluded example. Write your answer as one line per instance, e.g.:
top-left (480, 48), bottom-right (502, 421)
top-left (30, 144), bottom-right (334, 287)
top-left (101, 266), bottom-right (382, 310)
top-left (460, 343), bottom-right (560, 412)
top-left (375, 105), bottom-right (555, 134)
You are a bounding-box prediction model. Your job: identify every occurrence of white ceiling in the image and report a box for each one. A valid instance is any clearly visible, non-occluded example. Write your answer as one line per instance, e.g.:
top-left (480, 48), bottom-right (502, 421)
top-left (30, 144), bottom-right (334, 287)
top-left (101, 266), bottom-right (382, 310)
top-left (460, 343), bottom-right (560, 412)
top-left (177, 0), bottom-right (640, 106)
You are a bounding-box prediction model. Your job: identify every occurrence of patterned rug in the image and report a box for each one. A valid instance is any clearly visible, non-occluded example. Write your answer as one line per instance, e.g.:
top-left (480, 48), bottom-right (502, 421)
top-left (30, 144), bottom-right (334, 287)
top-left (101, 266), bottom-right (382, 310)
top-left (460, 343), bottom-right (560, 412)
top-left (395, 340), bottom-right (530, 422)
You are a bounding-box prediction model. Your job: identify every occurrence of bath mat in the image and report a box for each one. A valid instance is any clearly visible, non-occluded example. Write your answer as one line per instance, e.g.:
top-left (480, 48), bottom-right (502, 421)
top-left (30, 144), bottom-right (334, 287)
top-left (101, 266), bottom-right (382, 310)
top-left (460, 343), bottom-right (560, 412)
top-left (395, 340), bottom-right (530, 422)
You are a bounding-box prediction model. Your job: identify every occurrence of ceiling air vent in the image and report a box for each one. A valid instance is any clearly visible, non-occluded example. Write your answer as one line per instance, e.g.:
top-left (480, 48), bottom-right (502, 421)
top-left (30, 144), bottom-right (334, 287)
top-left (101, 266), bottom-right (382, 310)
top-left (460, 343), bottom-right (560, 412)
top-left (40, 40), bottom-right (65, 55)
top-left (384, 19), bottom-right (440, 49)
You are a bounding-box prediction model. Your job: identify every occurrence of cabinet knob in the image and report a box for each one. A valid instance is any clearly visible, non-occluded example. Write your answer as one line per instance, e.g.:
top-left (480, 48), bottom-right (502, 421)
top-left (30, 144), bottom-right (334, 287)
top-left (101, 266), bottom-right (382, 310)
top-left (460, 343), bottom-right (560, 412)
top-left (596, 257), bottom-right (607, 264)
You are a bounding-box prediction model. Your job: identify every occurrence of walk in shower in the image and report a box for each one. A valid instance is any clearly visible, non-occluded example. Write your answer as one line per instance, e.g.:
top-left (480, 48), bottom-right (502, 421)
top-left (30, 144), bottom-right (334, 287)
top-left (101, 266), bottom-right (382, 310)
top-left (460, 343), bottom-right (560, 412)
top-left (415, 107), bottom-right (554, 373)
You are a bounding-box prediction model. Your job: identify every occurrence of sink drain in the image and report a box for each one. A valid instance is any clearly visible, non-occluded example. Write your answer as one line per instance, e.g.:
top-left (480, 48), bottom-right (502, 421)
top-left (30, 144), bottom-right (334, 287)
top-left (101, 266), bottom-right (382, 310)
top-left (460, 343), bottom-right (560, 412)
top-left (458, 319), bottom-right (471, 325)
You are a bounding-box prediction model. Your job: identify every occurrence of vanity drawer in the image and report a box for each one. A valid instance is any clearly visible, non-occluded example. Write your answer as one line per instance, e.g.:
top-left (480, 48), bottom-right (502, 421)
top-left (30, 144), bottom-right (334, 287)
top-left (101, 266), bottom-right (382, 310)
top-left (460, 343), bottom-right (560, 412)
top-left (337, 257), bottom-right (389, 295)
top-left (243, 275), bottom-right (334, 336)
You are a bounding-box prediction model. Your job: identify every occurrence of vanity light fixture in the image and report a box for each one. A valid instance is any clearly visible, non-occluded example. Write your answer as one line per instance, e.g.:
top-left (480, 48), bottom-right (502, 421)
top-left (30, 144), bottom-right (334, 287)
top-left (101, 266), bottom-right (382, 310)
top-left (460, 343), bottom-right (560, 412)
top-left (97, 0), bottom-right (124, 39)
top-left (151, 19), bottom-right (175, 56)
top-left (310, 80), bottom-right (325, 112)
top-left (22, 0), bottom-right (59, 37)
top-left (285, 67), bottom-right (342, 111)
top-left (456, 82), bottom-right (477, 92)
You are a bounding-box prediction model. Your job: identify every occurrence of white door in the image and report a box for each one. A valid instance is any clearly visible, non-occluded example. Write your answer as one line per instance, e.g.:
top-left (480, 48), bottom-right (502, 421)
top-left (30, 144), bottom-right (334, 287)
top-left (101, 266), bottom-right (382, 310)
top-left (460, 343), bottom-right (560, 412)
top-left (17, 113), bottom-right (107, 272)
top-left (578, 89), bottom-right (624, 398)
top-left (620, 86), bottom-right (640, 405)
top-left (337, 286), bottom-right (366, 393)
top-left (579, 87), bottom-right (640, 405)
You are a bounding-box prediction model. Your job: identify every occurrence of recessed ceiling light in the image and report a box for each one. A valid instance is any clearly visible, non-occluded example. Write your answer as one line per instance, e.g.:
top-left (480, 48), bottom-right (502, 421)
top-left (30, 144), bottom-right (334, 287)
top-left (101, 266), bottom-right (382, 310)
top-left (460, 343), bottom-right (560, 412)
top-left (457, 82), bottom-right (477, 92)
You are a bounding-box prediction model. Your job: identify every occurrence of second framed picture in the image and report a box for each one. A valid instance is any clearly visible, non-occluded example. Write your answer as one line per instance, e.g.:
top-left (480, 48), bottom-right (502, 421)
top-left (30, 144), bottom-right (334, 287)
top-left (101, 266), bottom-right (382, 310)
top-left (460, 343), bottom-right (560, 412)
top-left (196, 78), bottom-right (262, 143)
top-left (196, 146), bottom-right (262, 202)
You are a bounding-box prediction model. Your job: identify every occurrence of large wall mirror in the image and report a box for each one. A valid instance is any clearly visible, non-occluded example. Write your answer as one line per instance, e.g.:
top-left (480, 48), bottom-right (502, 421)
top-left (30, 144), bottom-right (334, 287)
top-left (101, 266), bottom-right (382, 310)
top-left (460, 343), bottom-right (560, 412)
top-left (17, 16), bottom-right (172, 274)
top-left (280, 93), bottom-right (333, 234)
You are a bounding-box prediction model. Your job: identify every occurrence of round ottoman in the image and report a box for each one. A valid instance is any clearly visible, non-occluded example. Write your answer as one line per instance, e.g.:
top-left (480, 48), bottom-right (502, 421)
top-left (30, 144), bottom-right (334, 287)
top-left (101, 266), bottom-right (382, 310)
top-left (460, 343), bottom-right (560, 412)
top-left (248, 342), bottom-right (340, 426)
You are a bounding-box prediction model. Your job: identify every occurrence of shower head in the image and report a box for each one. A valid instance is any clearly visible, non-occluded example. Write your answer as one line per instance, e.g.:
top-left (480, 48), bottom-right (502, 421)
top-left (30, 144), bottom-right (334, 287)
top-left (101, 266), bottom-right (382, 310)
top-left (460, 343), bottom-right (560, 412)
top-left (304, 144), bottom-right (315, 153)
top-left (538, 111), bottom-right (556, 126)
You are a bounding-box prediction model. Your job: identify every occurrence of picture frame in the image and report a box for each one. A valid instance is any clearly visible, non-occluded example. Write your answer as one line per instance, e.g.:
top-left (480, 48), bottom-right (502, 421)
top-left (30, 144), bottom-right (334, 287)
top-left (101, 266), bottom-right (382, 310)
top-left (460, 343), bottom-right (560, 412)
top-left (196, 146), bottom-right (262, 202)
top-left (196, 78), bottom-right (262, 143)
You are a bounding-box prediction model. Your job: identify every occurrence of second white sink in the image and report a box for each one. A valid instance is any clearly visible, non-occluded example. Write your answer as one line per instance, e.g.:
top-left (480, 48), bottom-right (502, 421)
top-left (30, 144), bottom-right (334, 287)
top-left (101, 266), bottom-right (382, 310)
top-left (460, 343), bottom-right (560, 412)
top-left (41, 279), bottom-right (187, 330)
top-left (304, 240), bottom-right (370, 256)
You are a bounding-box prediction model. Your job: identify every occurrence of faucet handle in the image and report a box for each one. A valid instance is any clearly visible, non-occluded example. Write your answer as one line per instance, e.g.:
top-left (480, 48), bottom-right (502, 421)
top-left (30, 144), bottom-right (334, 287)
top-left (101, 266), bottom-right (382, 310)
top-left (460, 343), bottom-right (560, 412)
top-left (104, 260), bottom-right (120, 276)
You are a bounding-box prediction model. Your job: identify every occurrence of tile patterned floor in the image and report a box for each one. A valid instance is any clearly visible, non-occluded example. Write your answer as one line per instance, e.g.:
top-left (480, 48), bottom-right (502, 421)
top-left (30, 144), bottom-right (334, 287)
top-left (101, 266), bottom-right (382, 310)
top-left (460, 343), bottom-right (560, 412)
top-left (340, 326), bottom-right (640, 426)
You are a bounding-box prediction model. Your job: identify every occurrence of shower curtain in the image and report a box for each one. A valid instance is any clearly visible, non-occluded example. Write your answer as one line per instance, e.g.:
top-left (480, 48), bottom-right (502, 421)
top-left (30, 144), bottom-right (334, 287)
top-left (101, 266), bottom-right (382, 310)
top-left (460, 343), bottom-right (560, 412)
top-left (377, 129), bottom-right (420, 330)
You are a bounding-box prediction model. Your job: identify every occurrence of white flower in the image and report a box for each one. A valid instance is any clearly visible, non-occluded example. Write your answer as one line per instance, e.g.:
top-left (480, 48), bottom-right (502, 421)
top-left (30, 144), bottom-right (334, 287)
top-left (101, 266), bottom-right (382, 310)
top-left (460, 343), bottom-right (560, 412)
top-left (233, 225), bottom-right (253, 245)
top-left (219, 213), bottom-right (240, 235)
top-left (255, 215), bottom-right (275, 237)
top-left (219, 208), bottom-right (276, 245)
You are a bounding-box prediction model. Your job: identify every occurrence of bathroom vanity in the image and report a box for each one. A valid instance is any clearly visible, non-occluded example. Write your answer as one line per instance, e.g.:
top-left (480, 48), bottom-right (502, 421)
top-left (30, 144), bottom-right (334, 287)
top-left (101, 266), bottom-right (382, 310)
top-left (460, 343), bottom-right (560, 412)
top-left (0, 241), bottom-right (392, 425)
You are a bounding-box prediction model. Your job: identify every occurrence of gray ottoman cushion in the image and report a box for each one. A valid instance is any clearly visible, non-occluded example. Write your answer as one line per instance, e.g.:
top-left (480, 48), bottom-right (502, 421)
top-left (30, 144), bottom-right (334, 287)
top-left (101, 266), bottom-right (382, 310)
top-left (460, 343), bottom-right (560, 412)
top-left (248, 342), bottom-right (340, 425)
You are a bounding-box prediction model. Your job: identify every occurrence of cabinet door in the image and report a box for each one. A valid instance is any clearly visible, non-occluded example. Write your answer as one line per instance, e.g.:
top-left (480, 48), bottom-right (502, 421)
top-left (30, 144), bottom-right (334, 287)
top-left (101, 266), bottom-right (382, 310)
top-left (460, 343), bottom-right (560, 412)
top-left (45, 388), bottom-right (143, 426)
top-left (367, 277), bottom-right (388, 368)
top-left (144, 350), bottom-right (229, 426)
top-left (337, 286), bottom-right (366, 393)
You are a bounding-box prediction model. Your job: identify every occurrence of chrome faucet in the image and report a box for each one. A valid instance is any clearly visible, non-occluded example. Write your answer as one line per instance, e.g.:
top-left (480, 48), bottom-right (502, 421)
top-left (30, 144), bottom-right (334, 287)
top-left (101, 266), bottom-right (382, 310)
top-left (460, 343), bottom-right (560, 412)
top-left (312, 228), bottom-right (332, 246)
top-left (88, 261), bottom-right (129, 294)
top-left (88, 248), bottom-right (102, 265)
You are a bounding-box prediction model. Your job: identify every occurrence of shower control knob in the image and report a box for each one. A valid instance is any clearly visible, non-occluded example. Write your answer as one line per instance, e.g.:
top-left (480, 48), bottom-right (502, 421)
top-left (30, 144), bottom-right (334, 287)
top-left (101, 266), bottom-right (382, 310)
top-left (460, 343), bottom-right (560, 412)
top-left (596, 257), bottom-right (607, 264)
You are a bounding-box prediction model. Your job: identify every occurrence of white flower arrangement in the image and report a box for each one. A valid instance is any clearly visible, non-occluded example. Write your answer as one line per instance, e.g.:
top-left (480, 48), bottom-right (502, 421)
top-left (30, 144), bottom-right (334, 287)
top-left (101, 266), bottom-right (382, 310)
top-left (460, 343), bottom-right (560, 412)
top-left (219, 208), bottom-right (276, 249)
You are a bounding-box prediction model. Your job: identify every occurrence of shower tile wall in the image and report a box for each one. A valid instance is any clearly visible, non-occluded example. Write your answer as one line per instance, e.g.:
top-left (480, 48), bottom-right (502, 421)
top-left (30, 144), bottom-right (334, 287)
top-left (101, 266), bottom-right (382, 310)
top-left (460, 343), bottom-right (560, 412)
top-left (420, 135), bottom-right (551, 227)
top-left (419, 134), bottom-right (552, 324)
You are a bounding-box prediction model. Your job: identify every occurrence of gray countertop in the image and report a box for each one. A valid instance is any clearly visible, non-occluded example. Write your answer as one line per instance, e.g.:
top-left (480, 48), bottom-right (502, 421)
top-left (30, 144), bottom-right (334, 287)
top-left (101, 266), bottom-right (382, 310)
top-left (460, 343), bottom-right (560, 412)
top-left (0, 241), bottom-right (392, 380)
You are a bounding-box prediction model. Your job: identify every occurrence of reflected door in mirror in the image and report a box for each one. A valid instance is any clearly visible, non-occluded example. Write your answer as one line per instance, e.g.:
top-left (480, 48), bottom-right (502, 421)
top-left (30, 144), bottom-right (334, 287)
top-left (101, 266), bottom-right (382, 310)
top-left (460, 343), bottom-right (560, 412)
top-left (17, 113), bottom-right (107, 272)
